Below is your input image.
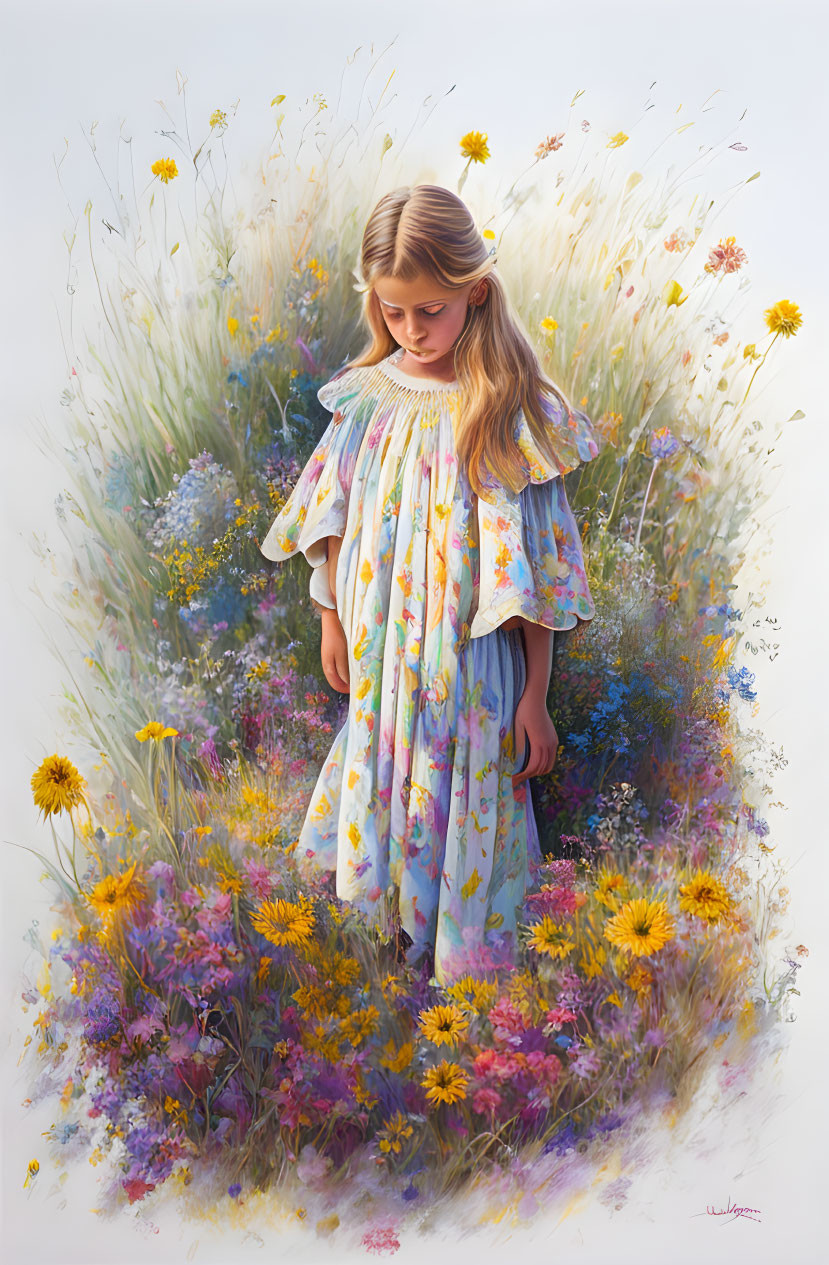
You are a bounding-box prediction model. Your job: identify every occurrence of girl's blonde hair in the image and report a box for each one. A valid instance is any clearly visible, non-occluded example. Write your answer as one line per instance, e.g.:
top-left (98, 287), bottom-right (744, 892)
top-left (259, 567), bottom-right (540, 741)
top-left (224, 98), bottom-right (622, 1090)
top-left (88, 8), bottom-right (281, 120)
top-left (344, 183), bottom-right (576, 499)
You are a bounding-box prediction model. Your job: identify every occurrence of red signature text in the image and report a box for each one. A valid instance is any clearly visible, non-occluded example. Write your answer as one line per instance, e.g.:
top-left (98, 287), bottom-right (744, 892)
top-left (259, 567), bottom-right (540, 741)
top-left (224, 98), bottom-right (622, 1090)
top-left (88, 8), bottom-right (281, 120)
top-left (706, 1197), bottom-right (761, 1223)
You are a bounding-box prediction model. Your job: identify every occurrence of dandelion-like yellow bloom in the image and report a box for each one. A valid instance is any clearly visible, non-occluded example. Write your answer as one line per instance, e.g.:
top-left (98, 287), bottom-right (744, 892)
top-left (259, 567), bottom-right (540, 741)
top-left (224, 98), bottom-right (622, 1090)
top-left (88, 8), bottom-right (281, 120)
top-left (445, 975), bottom-right (498, 1014)
top-left (86, 862), bottom-right (145, 927)
top-left (377, 1110), bottom-right (414, 1154)
top-left (540, 317), bottom-right (558, 333)
top-left (678, 869), bottom-right (732, 923)
top-left (764, 299), bottom-right (802, 338)
top-left (250, 896), bottom-right (315, 948)
top-left (31, 754), bottom-right (88, 818)
top-left (526, 916), bottom-right (575, 959)
top-left (135, 722), bottom-right (179, 743)
top-left (460, 130), bottom-right (490, 163)
top-left (209, 109), bottom-right (227, 128)
top-left (417, 1004), bottom-right (469, 1046)
top-left (603, 897), bottom-right (675, 957)
top-left (23, 1158), bottom-right (40, 1188)
top-left (421, 1060), bottom-right (470, 1106)
top-left (594, 869), bottom-right (629, 910)
top-left (607, 131), bottom-right (629, 148)
top-left (151, 158), bottom-right (178, 184)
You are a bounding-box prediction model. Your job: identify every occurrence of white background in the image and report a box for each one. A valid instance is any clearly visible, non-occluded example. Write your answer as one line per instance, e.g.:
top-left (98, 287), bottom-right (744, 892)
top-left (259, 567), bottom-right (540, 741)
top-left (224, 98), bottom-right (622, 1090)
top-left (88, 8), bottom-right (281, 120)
top-left (1, 1), bottom-right (827, 1261)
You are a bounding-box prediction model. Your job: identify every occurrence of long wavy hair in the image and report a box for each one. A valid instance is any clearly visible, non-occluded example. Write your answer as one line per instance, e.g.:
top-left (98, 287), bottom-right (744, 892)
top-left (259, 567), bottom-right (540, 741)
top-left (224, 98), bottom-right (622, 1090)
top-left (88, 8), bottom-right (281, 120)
top-left (344, 183), bottom-right (576, 500)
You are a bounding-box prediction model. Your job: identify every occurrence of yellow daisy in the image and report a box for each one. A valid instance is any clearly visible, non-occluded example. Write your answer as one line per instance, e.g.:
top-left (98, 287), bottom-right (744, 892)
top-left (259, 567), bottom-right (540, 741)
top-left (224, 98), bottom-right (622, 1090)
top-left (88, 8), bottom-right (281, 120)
top-left (417, 1004), bottom-right (469, 1046)
top-left (250, 896), bottom-right (315, 948)
top-left (377, 1111), bottom-right (414, 1155)
top-left (446, 975), bottom-right (498, 1014)
top-left (86, 862), bottom-right (145, 927)
top-left (151, 158), bottom-right (178, 184)
top-left (604, 897), bottom-right (675, 957)
top-left (678, 870), bottom-right (732, 923)
top-left (526, 916), bottom-right (575, 959)
top-left (135, 721), bottom-right (179, 743)
top-left (460, 130), bottom-right (490, 163)
top-left (30, 754), bottom-right (88, 818)
top-left (764, 299), bottom-right (802, 338)
top-left (421, 1061), bottom-right (469, 1106)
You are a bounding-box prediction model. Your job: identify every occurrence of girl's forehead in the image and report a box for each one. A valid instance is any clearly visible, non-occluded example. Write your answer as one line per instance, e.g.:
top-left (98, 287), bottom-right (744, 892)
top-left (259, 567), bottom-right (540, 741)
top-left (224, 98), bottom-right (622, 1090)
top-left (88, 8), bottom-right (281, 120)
top-left (374, 276), bottom-right (460, 306)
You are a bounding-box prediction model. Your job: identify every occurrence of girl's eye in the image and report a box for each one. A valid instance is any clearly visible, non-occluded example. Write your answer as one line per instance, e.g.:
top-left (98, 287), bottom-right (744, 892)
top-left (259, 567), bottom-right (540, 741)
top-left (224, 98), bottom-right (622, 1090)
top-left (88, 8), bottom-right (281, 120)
top-left (387, 307), bottom-right (444, 319)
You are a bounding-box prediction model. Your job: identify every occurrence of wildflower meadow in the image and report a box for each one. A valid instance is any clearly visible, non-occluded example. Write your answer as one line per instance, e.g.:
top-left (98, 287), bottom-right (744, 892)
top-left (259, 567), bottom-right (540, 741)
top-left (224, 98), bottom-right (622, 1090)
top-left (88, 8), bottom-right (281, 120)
top-left (14, 60), bottom-right (804, 1248)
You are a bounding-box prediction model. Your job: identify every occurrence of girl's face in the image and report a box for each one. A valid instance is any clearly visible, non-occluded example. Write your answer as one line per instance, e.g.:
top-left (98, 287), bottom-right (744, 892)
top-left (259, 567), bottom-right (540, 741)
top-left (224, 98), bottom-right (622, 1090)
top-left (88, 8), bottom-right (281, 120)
top-left (374, 274), bottom-right (478, 379)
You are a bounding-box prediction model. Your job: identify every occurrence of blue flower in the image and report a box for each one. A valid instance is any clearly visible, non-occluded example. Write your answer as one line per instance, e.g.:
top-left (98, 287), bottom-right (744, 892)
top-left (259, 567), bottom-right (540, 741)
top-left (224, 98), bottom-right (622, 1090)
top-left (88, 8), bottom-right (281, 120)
top-left (726, 664), bottom-right (757, 702)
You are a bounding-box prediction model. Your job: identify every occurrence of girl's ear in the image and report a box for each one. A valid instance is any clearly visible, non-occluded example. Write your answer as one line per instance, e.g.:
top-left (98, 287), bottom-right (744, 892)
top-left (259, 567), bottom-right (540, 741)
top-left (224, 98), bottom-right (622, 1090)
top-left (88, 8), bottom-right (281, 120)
top-left (469, 281), bottom-right (488, 307)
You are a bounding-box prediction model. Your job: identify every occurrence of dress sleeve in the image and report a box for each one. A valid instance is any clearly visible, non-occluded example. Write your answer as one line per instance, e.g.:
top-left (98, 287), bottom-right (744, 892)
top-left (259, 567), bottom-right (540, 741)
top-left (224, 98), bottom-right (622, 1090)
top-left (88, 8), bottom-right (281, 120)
top-left (468, 391), bottom-right (599, 639)
top-left (258, 367), bottom-right (368, 606)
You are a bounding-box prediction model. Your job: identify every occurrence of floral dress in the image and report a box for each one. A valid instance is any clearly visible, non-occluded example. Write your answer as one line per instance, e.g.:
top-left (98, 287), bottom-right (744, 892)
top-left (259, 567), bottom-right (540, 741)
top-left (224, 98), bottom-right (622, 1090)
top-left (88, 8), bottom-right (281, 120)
top-left (260, 346), bottom-right (598, 983)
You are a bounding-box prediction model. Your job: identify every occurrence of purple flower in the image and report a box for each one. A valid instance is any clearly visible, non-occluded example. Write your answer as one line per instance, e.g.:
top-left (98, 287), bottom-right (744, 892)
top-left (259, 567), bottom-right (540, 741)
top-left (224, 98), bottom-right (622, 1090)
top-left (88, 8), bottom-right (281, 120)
top-left (649, 426), bottom-right (681, 459)
top-left (228, 1183), bottom-right (242, 1199)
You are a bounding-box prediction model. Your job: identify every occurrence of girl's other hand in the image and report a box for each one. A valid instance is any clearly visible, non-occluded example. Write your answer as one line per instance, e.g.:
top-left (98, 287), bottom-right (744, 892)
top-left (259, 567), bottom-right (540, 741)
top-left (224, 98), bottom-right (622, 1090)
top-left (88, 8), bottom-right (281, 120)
top-left (512, 692), bottom-right (558, 787)
top-left (320, 607), bottom-right (350, 693)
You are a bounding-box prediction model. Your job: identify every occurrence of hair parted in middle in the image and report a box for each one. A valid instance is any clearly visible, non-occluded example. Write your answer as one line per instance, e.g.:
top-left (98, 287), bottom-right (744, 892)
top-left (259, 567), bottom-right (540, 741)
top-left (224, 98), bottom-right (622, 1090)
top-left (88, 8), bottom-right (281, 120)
top-left (344, 182), bottom-right (577, 501)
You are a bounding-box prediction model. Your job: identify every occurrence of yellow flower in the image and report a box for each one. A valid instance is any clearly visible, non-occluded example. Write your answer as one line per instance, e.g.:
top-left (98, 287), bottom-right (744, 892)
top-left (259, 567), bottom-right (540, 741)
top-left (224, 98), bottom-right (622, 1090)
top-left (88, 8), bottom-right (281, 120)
top-left (379, 1039), bottom-right (414, 1073)
top-left (151, 158), bottom-right (178, 183)
top-left (135, 721), bottom-right (179, 742)
top-left (604, 897), bottom-right (675, 957)
top-left (579, 942), bottom-right (607, 979)
top-left (250, 896), bottom-right (315, 948)
top-left (30, 754), bottom-right (88, 819)
top-left (607, 131), bottom-right (629, 148)
top-left (339, 1006), bottom-right (380, 1047)
top-left (678, 869), bottom-right (732, 923)
top-left (227, 316), bottom-right (239, 336)
top-left (460, 130), bottom-right (490, 163)
top-left (526, 916), bottom-right (575, 959)
top-left (594, 869), bottom-right (629, 910)
top-left (417, 1004), bottom-right (469, 1047)
top-left (540, 317), bottom-right (558, 333)
top-left (764, 299), bottom-right (802, 338)
top-left (23, 1158), bottom-right (40, 1188)
top-left (663, 280), bottom-right (688, 307)
top-left (209, 109), bottom-right (227, 129)
top-left (445, 975), bottom-right (498, 1014)
top-left (86, 862), bottom-right (145, 927)
top-left (377, 1110), bottom-right (414, 1155)
top-left (625, 963), bottom-right (654, 994)
top-left (421, 1060), bottom-right (469, 1106)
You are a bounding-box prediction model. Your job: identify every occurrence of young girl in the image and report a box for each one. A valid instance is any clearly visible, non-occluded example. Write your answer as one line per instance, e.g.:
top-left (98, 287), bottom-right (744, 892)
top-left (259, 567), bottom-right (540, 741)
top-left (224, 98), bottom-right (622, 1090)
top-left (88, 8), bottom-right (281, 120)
top-left (259, 184), bottom-right (598, 984)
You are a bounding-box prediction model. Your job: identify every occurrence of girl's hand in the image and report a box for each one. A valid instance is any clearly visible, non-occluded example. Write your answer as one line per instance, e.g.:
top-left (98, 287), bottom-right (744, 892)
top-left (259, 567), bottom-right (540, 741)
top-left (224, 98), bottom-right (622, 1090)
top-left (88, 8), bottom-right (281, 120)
top-left (512, 691), bottom-right (558, 787)
top-left (320, 607), bottom-right (350, 693)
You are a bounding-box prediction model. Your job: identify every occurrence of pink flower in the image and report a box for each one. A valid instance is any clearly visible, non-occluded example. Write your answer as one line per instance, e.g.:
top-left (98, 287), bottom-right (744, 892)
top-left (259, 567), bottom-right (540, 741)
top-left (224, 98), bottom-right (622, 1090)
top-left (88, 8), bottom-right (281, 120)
top-left (488, 997), bottom-right (527, 1045)
top-left (525, 1050), bottom-right (562, 1087)
top-left (704, 235), bottom-right (747, 275)
top-left (545, 1006), bottom-right (578, 1029)
top-left (472, 1087), bottom-right (503, 1114)
top-left (243, 859), bottom-right (274, 901)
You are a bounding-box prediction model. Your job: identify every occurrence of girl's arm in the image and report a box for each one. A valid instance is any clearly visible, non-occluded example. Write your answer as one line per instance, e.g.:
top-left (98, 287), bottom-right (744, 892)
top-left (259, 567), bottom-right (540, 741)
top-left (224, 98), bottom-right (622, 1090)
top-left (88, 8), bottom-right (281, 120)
top-left (326, 534), bottom-right (343, 605)
top-left (315, 535), bottom-right (349, 693)
top-left (512, 617), bottom-right (557, 786)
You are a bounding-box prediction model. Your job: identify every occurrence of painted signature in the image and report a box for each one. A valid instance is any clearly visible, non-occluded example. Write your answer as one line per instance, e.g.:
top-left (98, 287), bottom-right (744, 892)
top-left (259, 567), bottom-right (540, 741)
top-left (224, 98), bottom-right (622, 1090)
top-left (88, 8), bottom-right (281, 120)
top-left (704, 1196), bottom-right (762, 1223)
